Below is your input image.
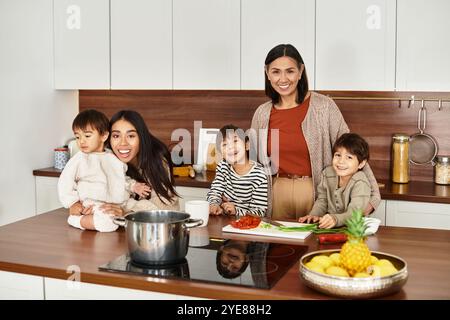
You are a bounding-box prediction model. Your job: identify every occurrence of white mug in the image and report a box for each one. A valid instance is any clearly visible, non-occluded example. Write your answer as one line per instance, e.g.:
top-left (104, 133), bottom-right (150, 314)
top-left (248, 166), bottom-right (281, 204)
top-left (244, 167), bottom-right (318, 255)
top-left (184, 200), bottom-right (209, 227)
top-left (189, 227), bottom-right (210, 247)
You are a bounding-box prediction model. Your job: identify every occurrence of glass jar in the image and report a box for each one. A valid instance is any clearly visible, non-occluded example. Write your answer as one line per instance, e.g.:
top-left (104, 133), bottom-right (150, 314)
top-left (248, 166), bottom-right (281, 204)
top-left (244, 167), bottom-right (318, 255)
top-left (434, 155), bottom-right (450, 185)
top-left (391, 134), bottom-right (410, 183)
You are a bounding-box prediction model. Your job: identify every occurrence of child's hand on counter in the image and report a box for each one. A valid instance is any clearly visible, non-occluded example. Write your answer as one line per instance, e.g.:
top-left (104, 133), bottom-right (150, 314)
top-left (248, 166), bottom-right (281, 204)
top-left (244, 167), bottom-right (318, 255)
top-left (318, 214), bottom-right (337, 229)
top-left (209, 204), bottom-right (223, 215)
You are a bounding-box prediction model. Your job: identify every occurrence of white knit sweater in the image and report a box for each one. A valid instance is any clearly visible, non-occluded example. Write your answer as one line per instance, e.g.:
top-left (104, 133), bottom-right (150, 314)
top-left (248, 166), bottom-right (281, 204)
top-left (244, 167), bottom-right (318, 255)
top-left (58, 150), bottom-right (130, 208)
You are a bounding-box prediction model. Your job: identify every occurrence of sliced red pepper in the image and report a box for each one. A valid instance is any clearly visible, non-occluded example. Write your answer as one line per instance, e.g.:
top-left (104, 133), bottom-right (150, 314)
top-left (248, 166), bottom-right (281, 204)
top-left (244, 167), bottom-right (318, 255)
top-left (318, 233), bottom-right (348, 244)
top-left (230, 215), bottom-right (261, 230)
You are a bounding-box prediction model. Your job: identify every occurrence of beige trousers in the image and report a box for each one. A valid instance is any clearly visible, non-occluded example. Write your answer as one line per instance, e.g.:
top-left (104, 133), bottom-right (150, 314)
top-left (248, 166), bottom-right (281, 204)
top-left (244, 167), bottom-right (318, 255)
top-left (271, 177), bottom-right (314, 220)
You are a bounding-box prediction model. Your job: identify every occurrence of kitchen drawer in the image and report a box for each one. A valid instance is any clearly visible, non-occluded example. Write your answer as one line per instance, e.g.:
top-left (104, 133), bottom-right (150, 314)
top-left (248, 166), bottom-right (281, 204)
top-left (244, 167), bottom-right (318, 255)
top-left (44, 277), bottom-right (204, 300)
top-left (386, 200), bottom-right (450, 230)
top-left (0, 271), bottom-right (44, 300)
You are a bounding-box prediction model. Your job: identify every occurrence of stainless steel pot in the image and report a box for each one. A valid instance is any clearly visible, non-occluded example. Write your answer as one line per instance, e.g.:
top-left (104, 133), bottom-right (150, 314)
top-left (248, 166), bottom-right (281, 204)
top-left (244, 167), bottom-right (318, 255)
top-left (113, 210), bottom-right (203, 265)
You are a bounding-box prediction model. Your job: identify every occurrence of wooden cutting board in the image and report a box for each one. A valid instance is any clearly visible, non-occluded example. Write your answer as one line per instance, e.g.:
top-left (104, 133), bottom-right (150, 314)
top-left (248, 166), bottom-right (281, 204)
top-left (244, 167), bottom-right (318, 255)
top-left (222, 221), bottom-right (313, 240)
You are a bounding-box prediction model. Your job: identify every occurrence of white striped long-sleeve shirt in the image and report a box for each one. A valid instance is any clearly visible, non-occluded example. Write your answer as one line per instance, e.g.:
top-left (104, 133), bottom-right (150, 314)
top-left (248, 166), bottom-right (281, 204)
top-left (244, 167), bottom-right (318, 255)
top-left (206, 160), bottom-right (268, 216)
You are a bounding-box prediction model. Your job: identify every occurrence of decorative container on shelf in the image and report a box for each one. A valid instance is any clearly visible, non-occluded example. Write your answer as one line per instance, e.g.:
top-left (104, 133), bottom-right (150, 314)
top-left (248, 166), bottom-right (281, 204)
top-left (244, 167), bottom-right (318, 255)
top-left (434, 155), bottom-right (450, 185)
top-left (391, 133), bottom-right (410, 183)
top-left (54, 147), bottom-right (69, 170)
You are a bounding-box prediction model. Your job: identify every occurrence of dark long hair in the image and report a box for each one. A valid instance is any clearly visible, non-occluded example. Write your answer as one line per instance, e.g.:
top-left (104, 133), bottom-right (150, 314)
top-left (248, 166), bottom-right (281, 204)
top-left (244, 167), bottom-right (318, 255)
top-left (264, 44), bottom-right (309, 105)
top-left (109, 110), bottom-right (178, 204)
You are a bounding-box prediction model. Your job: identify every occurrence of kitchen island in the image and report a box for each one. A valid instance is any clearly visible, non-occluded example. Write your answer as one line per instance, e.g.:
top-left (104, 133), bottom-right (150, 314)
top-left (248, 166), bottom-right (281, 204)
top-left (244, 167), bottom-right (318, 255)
top-left (0, 208), bottom-right (449, 300)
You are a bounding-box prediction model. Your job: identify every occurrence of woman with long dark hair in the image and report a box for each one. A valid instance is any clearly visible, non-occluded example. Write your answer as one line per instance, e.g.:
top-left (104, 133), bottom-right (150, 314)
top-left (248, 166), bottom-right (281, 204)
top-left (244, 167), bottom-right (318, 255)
top-left (250, 44), bottom-right (380, 220)
top-left (101, 110), bottom-right (179, 215)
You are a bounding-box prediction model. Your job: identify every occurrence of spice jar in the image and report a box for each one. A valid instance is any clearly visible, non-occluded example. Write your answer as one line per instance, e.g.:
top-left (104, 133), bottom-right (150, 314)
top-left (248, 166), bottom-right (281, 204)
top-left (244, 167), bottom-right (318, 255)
top-left (391, 134), bottom-right (410, 183)
top-left (434, 155), bottom-right (450, 185)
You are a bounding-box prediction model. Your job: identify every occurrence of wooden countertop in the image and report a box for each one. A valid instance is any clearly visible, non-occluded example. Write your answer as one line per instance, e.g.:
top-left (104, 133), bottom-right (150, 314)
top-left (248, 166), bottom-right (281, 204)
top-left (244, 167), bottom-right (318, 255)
top-left (1, 208), bottom-right (449, 299)
top-left (33, 167), bottom-right (450, 204)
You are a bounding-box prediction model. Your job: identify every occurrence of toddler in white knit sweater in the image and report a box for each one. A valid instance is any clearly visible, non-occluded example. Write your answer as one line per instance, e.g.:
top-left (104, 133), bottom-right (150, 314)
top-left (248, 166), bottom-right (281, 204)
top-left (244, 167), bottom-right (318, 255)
top-left (58, 109), bottom-right (151, 232)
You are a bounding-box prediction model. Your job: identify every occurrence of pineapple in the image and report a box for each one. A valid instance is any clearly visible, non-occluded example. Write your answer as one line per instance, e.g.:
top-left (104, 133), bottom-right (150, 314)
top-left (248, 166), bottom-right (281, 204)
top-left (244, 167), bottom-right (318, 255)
top-left (340, 209), bottom-right (372, 276)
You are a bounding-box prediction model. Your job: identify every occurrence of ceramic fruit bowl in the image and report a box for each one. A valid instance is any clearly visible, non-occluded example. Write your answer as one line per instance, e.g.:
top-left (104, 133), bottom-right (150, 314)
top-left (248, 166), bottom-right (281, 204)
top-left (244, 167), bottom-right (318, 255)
top-left (299, 249), bottom-right (408, 299)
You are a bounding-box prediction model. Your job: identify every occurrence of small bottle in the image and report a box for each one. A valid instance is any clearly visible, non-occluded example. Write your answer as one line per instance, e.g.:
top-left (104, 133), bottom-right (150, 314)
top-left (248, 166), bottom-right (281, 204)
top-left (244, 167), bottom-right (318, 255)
top-left (391, 134), bottom-right (410, 183)
top-left (434, 155), bottom-right (450, 185)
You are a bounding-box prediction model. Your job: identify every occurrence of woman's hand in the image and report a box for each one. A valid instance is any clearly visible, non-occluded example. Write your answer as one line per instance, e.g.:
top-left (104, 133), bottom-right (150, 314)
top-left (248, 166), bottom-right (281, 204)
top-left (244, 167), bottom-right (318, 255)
top-left (209, 204), bottom-right (223, 216)
top-left (100, 203), bottom-right (126, 217)
top-left (318, 214), bottom-right (337, 229)
top-left (298, 215), bottom-right (320, 224)
top-left (69, 202), bottom-right (93, 216)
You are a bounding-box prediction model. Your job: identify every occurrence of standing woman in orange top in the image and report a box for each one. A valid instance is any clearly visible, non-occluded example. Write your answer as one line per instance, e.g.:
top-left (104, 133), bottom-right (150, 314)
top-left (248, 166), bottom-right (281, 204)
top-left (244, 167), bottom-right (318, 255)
top-left (250, 44), bottom-right (380, 220)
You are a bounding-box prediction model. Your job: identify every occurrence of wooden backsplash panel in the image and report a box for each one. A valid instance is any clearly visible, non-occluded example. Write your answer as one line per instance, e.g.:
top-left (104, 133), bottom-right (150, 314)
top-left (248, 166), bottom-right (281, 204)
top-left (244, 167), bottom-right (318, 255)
top-left (80, 90), bottom-right (267, 165)
top-left (80, 90), bottom-right (450, 182)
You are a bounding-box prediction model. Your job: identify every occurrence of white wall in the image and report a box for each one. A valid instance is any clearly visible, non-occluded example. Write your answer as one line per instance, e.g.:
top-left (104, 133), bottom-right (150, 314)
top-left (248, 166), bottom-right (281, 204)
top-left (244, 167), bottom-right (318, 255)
top-left (0, 0), bottom-right (78, 226)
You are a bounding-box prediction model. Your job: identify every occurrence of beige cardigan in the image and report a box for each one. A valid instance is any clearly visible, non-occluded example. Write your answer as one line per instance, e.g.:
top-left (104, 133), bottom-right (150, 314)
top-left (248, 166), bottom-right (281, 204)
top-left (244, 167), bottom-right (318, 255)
top-left (250, 91), bottom-right (380, 217)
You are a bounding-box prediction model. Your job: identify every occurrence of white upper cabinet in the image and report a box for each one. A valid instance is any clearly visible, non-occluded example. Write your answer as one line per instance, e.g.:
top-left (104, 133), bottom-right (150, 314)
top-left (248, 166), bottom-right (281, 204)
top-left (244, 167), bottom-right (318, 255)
top-left (396, 0), bottom-right (450, 91)
top-left (54, 0), bottom-right (110, 89)
top-left (241, 0), bottom-right (315, 90)
top-left (173, 0), bottom-right (240, 89)
top-left (315, 0), bottom-right (396, 90)
top-left (110, 0), bottom-right (172, 89)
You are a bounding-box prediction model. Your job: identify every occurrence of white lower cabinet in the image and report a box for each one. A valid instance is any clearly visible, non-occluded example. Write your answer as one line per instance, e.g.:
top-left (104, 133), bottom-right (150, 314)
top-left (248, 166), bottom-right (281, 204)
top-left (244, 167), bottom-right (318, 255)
top-left (0, 271), bottom-right (44, 300)
top-left (44, 277), bottom-right (204, 300)
top-left (0, 271), bottom-right (204, 300)
top-left (370, 200), bottom-right (386, 226)
top-left (176, 186), bottom-right (210, 211)
top-left (386, 200), bottom-right (450, 230)
top-left (35, 176), bottom-right (61, 215)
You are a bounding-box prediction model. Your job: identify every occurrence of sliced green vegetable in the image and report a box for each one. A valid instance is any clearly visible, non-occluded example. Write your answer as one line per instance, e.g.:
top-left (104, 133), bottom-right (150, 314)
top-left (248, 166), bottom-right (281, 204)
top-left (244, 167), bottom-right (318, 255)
top-left (276, 224), bottom-right (346, 234)
top-left (260, 222), bottom-right (272, 229)
top-left (277, 225), bottom-right (317, 232)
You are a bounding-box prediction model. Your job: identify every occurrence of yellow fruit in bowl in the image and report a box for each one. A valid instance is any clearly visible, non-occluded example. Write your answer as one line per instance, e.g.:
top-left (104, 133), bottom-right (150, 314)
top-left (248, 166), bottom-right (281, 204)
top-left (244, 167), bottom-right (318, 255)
top-left (379, 265), bottom-right (398, 277)
top-left (353, 272), bottom-right (371, 278)
top-left (376, 259), bottom-right (395, 268)
top-left (325, 266), bottom-right (350, 277)
top-left (368, 264), bottom-right (398, 277)
top-left (329, 253), bottom-right (341, 266)
top-left (305, 261), bottom-right (325, 274)
top-left (368, 265), bottom-right (381, 277)
top-left (310, 255), bottom-right (333, 269)
top-left (370, 255), bottom-right (378, 264)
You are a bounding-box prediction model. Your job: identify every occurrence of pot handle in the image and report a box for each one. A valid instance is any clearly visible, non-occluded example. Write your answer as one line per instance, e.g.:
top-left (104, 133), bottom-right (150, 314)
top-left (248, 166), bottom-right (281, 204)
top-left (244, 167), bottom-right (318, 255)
top-left (185, 218), bottom-right (203, 228)
top-left (113, 217), bottom-right (127, 227)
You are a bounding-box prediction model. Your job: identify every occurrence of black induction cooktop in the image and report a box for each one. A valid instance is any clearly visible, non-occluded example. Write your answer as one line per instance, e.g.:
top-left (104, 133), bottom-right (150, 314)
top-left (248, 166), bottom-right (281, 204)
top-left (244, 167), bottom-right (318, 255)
top-left (99, 239), bottom-right (307, 289)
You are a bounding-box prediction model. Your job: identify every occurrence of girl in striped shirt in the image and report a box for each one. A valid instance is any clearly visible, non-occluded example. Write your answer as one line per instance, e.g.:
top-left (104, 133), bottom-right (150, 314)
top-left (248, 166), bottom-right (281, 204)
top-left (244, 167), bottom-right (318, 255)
top-left (207, 125), bottom-right (269, 217)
